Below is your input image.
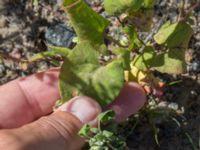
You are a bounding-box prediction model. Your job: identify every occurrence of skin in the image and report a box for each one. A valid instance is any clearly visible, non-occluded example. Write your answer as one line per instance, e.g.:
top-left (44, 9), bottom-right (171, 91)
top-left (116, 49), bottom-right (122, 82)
top-left (0, 68), bottom-right (146, 150)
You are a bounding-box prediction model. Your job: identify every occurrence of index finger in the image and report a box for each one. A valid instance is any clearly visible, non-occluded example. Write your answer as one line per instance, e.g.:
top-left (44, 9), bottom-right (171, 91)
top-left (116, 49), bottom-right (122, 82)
top-left (0, 68), bottom-right (60, 129)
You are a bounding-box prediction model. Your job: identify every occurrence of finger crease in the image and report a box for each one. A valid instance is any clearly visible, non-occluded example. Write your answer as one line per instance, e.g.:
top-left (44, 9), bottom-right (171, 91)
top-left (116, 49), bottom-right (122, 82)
top-left (16, 80), bottom-right (42, 120)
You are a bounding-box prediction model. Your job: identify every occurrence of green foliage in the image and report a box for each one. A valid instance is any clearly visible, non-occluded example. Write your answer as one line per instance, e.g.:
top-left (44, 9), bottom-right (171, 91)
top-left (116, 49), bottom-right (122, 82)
top-left (113, 48), bottom-right (130, 70)
top-left (32, 0), bottom-right (195, 148)
top-left (123, 26), bottom-right (143, 50)
top-left (39, 0), bottom-right (195, 107)
top-left (89, 130), bottom-right (126, 150)
top-left (132, 46), bottom-right (155, 71)
top-left (79, 124), bottom-right (91, 138)
top-left (63, 0), bottom-right (109, 53)
top-left (132, 21), bottom-right (193, 74)
top-left (152, 48), bottom-right (187, 74)
top-left (98, 110), bottom-right (116, 124)
top-left (79, 111), bottom-right (126, 150)
top-left (30, 0), bottom-right (194, 108)
top-left (104, 0), bottom-right (143, 16)
top-left (132, 46), bottom-right (187, 74)
top-left (29, 51), bottom-right (55, 62)
top-left (59, 42), bottom-right (124, 106)
top-left (104, 0), bottom-right (156, 31)
top-left (48, 44), bottom-right (71, 56)
top-left (153, 21), bottom-right (193, 74)
top-left (154, 21), bottom-right (193, 48)
top-left (143, 0), bottom-right (156, 8)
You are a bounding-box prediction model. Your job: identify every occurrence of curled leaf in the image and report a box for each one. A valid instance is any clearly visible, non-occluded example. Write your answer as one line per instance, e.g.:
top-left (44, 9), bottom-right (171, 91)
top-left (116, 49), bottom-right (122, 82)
top-left (63, 0), bottom-right (109, 52)
top-left (59, 42), bottom-right (124, 106)
top-left (98, 110), bottom-right (116, 124)
top-left (79, 124), bottom-right (91, 137)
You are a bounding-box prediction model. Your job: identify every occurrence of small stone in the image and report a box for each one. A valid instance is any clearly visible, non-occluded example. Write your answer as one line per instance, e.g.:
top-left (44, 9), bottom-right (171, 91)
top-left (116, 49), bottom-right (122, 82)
top-left (104, 56), bottom-right (111, 61)
top-left (185, 49), bottom-right (193, 62)
top-left (168, 102), bottom-right (179, 110)
top-left (189, 90), bottom-right (198, 100)
top-left (0, 16), bottom-right (8, 28)
top-left (158, 101), bottom-right (168, 107)
top-left (187, 61), bottom-right (200, 73)
top-left (45, 23), bottom-right (75, 48)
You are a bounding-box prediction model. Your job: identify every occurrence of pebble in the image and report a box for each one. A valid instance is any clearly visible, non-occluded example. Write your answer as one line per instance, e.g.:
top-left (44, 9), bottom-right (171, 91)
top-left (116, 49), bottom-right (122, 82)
top-left (168, 102), bottom-right (179, 110)
top-left (45, 23), bottom-right (75, 48)
top-left (0, 16), bottom-right (8, 28)
top-left (187, 61), bottom-right (200, 73)
top-left (189, 90), bottom-right (199, 100)
top-left (158, 101), bottom-right (168, 107)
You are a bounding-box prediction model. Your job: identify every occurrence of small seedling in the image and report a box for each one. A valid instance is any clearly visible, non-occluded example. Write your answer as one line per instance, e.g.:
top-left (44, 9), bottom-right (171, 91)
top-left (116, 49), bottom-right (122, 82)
top-left (79, 110), bottom-right (126, 150)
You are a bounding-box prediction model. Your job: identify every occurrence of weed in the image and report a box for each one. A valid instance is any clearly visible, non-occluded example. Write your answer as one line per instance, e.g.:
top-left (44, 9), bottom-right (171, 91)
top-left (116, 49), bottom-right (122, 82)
top-left (30, 0), bottom-right (200, 149)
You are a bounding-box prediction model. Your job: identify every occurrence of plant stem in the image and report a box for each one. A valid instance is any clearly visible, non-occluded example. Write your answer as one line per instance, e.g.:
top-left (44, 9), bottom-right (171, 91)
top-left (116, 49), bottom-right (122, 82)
top-left (0, 52), bottom-right (20, 62)
top-left (182, 0), bottom-right (200, 20)
top-left (138, 15), bottom-right (167, 53)
top-left (178, 0), bottom-right (186, 21)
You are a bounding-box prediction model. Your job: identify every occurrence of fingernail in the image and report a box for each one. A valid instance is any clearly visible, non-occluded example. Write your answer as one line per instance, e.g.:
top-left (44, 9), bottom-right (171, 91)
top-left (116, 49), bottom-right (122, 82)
top-left (58, 97), bottom-right (101, 124)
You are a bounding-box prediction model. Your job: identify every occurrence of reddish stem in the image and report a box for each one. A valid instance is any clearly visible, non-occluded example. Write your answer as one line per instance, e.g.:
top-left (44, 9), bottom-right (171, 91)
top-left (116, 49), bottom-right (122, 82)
top-left (185, 0), bottom-right (200, 16)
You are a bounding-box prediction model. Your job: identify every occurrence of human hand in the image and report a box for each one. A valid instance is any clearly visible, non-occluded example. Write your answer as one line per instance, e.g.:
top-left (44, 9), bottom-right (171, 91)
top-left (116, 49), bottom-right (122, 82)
top-left (0, 68), bottom-right (146, 150)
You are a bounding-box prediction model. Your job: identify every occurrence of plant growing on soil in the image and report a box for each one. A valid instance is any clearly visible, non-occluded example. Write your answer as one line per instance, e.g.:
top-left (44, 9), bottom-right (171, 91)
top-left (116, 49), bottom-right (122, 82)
top-left (30, 0), bottom-right (200, 149)
top-left (79, 110), bottom-right (126, 150)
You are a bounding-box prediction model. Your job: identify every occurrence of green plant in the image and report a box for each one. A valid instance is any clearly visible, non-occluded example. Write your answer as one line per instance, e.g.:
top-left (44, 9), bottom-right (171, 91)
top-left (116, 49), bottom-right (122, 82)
top-left (79, 110), bottom-right (126, 150)
top-left (30, 0), bottom-right (199, 149)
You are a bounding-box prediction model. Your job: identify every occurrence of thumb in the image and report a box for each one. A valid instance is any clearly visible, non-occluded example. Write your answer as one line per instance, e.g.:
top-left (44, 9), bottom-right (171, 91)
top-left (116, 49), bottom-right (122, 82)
top-left (0, 96), bottom-right (102, 150)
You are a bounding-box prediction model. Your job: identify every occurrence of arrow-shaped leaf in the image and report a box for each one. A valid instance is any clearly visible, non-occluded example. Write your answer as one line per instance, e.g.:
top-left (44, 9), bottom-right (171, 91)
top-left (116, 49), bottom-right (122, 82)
top-left (63, 0), bottom-right (109, 53)
top-left (59, 42), bottom-right (124, 106)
